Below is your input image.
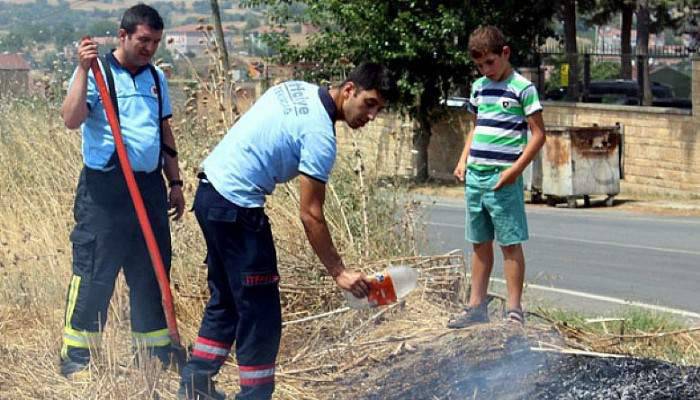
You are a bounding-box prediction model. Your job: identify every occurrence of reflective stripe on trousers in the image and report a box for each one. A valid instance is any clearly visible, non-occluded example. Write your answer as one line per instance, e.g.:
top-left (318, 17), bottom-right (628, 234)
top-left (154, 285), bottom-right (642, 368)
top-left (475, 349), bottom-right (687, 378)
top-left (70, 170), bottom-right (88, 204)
top-left (180, 182), bottom-right (281, 400)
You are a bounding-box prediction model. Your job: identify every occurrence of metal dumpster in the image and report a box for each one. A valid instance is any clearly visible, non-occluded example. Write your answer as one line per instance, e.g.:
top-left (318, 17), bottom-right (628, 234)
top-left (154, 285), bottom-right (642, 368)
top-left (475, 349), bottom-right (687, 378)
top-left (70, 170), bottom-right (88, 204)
top-left (541, 125), bottom-right (622, 208)
top-left (523, 129), bottom-right (543, 203)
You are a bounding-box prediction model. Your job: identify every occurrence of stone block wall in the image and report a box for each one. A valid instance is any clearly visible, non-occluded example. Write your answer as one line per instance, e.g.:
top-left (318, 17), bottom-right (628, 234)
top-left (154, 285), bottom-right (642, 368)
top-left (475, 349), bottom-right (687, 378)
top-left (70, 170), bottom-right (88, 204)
top-left (694, 55), bottom-right (700, 118)
top-left (335, 114), bottom-right (415, 179)
top-left (542, 103), bottom-right (697, 197)
top-left (335, 110), bottom-right (473, 181)
top-left (427, 110), bottom-right (470, 180)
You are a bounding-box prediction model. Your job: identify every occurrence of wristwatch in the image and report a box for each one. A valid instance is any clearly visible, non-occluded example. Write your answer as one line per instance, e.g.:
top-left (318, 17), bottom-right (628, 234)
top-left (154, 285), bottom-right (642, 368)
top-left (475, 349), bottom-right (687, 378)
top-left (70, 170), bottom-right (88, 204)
top-left (169, 179), bottom-right (184, 188)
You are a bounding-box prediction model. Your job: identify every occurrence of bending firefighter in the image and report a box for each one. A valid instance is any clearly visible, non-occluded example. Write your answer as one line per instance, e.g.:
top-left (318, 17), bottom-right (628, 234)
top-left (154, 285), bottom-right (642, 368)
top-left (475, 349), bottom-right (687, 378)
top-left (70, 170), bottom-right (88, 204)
top-left (179, 63), bottom-right (398, 400)
top-left (59, 4), bottom-right (184, 377)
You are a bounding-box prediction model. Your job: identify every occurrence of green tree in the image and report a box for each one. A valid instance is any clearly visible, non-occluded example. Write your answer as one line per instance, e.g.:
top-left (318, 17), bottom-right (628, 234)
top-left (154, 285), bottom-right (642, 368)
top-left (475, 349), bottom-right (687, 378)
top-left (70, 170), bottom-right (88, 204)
top-left (193, 1), bottom-right (210, 13)
top-left (87, 20), bottom-right (119, 37)
top-left (244, 12), bottom-right (261, 30)
top-left (591, 60), bottom-right (621, 80)
top-left (155, 45), bottom-right (175, 66)
top-left (587, 0), bottom-right (636, 79)
top-left (589, 1), bottom-right (692, 90)
top-left (243, 0), bottom-right (555, 181)
top-left (560, 0), bottom-right (579, 99)
top-left (16, 22), bottom-right (51, 44)
top-left (554, 0), bottom-right (597, 100)
top-left (682, 1), bottom-right (700, 48)
top-left (52, 21), bottom-right (76, 48)
top-left (0, 32), bottom-right (26, 52)
top-left (635, 0), bottom-right (683, 104)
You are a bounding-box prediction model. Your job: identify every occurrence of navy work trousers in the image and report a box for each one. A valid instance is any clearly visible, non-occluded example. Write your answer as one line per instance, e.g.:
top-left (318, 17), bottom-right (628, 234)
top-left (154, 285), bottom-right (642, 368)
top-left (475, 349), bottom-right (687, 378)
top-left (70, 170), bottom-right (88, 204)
top-left (181, 181), bottom-right (281, 400)
top-left (61, 165), bottom-right (172, 364)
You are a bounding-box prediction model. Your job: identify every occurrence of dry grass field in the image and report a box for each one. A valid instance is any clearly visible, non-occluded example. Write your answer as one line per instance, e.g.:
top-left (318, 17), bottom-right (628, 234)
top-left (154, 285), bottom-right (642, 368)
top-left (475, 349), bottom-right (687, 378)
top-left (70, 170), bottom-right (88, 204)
top-left (0, 81), bottom-right (428, 398)
top-left (1, 48), bottom-right (697, 397)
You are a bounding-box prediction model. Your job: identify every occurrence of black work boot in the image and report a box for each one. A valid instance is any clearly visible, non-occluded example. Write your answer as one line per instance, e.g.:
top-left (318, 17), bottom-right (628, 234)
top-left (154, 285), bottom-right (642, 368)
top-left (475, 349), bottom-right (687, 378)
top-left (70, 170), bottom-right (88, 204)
top-left (134, 345), bottom-right (177, 371)
top-left (178, 376), bottom-right (226, 400)
top-left (59, 358), bottom-right (90, 379)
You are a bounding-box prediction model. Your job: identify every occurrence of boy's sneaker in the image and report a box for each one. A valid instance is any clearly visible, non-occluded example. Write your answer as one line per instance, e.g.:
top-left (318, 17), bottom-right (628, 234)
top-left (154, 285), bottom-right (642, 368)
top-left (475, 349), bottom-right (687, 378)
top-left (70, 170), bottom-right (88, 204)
top-left (447, 302), bottom-right (489, 329)
top-left (505, 309), bottom-right (525, 326)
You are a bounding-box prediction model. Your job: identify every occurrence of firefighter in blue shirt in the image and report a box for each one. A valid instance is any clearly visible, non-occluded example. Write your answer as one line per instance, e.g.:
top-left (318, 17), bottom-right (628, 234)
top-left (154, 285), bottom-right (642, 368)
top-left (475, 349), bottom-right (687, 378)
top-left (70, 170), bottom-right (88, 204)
top-left (179, 63), bottom-right (398, 400)
top-left (59, 4), bottom-right (184, 378)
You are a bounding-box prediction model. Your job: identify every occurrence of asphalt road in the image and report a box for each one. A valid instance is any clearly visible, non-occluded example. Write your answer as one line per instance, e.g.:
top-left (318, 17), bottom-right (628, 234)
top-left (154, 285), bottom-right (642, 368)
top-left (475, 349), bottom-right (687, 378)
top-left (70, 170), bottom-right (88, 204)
top-left (420, 196), bottom-right (700, 319)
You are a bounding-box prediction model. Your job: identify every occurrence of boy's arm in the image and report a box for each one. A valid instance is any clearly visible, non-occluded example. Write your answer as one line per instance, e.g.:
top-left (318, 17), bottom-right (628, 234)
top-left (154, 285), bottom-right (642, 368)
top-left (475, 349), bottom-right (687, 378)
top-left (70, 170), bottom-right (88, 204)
top-left (493, 111), bottom-right (546, 190)
top-left (453, 112), bottom-right (477, 182)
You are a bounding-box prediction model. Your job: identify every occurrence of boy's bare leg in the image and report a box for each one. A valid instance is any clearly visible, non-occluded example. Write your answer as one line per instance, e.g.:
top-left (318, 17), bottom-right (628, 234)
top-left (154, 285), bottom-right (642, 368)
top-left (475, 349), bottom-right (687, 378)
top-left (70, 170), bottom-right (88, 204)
top-left (501, 243), bottom-right (525, 311)
top-left (469, 241), bottom-right (494, 307)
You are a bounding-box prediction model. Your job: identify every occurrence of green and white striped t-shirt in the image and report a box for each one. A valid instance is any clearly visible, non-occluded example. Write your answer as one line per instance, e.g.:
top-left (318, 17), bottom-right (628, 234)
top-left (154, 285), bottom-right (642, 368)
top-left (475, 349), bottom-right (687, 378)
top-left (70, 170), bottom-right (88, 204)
top-left (466, 71), bottom-right (542, 171)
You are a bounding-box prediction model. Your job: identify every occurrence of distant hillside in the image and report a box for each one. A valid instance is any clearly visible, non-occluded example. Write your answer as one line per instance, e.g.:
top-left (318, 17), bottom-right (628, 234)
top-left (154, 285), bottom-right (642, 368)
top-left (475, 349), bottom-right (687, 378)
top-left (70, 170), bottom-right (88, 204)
top-left (3, 0), bottom-right (263, 11)
top-left (0, 0), bottom-right (265, 49)
top-left (0, 0), bottom-right (290, 70)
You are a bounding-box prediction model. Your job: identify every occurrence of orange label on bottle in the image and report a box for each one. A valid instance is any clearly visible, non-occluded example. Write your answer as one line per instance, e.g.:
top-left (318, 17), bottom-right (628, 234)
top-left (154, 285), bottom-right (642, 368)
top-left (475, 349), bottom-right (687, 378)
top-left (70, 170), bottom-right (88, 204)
top-left (367, 273), bottom-right (397, 306)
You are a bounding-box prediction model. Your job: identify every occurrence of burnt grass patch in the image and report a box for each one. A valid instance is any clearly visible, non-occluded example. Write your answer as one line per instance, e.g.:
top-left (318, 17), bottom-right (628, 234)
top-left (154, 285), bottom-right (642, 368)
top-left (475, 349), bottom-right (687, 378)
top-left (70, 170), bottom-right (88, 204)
top-left (533, 356), bottom-right (700, 400)
top-left (324, 324), bottom-right (700, 400)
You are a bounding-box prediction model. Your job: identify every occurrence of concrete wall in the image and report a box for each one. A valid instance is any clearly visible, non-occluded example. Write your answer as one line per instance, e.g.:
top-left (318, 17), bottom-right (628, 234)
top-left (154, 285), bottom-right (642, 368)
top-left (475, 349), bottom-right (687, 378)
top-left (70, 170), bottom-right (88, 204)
top-left (335, 110), bottom-right (469, 181)
top-left (336, 57), bottom-right (700, 198)
top-left (335, 114), bottom-right (415, 179)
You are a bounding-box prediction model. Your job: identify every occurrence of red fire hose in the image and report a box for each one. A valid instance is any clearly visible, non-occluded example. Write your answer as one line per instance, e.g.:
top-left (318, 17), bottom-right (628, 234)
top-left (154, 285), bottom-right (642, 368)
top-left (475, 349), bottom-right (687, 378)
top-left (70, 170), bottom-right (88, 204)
top-left (88, 53), bottom-right (184, 360)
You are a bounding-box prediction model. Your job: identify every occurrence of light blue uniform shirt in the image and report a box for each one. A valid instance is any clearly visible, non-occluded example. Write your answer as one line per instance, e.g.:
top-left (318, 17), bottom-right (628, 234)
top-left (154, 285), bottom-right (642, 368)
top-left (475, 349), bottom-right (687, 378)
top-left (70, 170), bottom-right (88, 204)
top-left (70, 52), bottom-right (172, 172)
top-left (202, 81), bottom-right (337, 208)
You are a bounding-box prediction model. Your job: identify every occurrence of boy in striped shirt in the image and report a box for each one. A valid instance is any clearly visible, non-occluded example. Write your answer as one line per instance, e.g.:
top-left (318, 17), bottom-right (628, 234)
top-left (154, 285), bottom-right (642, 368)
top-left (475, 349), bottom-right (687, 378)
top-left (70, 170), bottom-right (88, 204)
top-left (449, 26), bottom-right (546, 328)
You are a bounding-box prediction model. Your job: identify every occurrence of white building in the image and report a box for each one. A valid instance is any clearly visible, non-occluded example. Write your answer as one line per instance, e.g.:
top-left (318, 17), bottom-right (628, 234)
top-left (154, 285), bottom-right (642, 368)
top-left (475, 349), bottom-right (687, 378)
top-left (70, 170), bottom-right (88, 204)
top-left (166, 24), bottom-right (233, 57)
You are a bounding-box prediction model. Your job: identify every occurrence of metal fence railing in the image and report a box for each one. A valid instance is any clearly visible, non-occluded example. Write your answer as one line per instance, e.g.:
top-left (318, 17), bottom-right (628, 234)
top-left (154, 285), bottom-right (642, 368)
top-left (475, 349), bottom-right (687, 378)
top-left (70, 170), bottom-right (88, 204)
top-left (532, 45), bottom-right (693, 108)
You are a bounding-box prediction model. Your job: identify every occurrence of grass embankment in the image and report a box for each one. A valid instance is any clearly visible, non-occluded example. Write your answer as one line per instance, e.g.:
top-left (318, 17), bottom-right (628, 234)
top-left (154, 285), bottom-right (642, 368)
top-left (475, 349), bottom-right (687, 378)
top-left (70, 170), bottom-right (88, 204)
top-left (533, 306), bottom-right (700, 365)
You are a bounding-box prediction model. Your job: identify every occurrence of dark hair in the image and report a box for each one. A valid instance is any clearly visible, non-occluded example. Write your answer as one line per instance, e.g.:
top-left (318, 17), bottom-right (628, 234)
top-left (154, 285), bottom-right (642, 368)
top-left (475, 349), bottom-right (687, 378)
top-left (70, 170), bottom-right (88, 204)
top-left (120, 4), bottom-right (164, 34)
top-left (341, 62), bottom-right (398, 103)
top-left (468, 25), bottom-right (507, 59)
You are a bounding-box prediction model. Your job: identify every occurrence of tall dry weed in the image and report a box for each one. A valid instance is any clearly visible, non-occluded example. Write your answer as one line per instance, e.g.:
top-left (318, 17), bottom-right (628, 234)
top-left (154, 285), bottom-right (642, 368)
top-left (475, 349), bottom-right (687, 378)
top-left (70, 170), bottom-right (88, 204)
top-left (0, 38), bottom-right (421, 397)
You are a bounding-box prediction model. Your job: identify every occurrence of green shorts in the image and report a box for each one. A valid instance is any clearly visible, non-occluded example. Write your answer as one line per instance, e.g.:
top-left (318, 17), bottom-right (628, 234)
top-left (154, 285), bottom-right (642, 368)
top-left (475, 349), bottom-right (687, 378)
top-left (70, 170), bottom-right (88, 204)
top-left (465, 168), bottom-right (529, 246)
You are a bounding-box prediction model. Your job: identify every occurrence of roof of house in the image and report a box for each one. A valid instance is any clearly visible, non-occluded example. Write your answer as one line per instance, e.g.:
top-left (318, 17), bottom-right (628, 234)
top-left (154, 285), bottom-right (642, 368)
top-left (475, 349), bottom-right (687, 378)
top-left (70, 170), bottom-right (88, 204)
top-left (91, 36), bottom-right (118, 46)
top-left (0, 53), bottom-right (30, 71)
top-left (167, 24), bottom-right (230, 34)
top-left (249, 26), bottom-right (285, 34)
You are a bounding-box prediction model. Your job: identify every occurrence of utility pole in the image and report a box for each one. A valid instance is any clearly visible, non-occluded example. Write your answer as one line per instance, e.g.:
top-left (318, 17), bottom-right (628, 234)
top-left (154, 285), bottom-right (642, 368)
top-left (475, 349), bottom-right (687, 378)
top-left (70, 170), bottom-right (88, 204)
top-left (210, 0), bottom-right (230, 72)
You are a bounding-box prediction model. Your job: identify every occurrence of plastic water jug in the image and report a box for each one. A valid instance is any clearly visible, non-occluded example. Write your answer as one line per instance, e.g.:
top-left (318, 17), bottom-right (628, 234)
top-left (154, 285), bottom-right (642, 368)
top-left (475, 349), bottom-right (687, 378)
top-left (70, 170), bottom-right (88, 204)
top-left (343, 265), bottom-right (418, 309)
